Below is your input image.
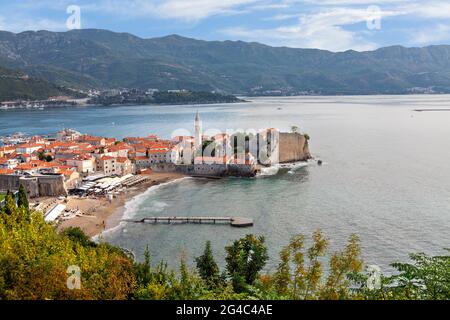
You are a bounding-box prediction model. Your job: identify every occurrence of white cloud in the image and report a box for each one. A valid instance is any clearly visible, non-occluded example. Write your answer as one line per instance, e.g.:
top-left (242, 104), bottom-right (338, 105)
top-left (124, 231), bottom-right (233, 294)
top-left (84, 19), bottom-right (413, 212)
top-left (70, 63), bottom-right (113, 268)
top-left (223, 7), bottom-right (400, 51)
top-left (0, 15), bottom-right (66, 32)
top-left (410, 23), bottom-right (450, 45)
top-left (86, 0), bottom-right (264, 21)
top-left (222, 0), bottom-right (450, 50)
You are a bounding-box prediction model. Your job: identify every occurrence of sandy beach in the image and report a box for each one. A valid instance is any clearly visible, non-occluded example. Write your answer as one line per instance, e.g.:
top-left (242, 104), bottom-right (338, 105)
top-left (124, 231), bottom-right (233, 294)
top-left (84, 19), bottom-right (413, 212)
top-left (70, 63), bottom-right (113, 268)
top-left (57, 172), bottom-right (187, 237)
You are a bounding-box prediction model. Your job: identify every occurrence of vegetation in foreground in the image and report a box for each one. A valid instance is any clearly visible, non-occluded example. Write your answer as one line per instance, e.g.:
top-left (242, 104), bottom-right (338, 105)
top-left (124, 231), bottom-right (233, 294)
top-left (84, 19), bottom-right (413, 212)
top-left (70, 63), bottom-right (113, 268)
top-left (0, 191), bottom-right (448, 300)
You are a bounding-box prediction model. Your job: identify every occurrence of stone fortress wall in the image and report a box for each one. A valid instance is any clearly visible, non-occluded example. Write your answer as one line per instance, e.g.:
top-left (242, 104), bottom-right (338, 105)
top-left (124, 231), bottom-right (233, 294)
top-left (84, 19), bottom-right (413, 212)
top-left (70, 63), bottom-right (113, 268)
top-left (0, 174), bottom-right (67, 198)
top-left (278, 133), bottom-right (311, 163)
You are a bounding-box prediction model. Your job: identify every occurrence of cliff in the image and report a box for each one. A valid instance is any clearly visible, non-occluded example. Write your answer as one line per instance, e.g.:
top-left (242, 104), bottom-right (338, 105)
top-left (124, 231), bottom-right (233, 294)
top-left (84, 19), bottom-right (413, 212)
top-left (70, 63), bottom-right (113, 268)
top-left (278, 133), bottom-right (311, 163)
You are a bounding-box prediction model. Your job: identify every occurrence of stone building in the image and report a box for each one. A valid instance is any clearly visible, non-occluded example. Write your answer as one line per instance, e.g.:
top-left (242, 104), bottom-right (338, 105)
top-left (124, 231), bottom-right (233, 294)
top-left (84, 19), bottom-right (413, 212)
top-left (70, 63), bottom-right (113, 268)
top-left (0, 174), bottom-right (67, 198)
top-left (96, 156), bottom-right (117, 175)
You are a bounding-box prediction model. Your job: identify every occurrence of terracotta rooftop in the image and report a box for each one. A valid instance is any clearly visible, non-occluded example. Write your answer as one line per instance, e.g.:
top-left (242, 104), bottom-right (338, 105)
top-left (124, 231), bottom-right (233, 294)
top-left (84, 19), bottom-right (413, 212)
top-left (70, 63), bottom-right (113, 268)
top-left (0, 168), bottom-right (14, 175)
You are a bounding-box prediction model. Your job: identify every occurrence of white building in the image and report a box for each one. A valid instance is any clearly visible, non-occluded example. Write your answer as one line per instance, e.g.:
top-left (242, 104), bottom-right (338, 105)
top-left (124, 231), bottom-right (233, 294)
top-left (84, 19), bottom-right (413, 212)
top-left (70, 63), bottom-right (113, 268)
top-left (194, 111), bottom-right (202, 156)
top-left (66, 156), bottom-right (96, 175)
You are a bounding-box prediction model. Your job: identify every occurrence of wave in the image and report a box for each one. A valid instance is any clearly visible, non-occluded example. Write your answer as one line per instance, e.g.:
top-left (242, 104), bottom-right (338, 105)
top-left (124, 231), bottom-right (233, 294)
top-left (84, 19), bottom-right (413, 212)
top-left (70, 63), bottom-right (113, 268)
top-left (93, 177), bottom-right (191, 241)
top-left (122, 177), bottom-right (191, 220)
top-left (258, 161), bottom-right (310, 177)
top-left (258, 166), bottom-right (280, 176)
top-left (150, 201), bottom-right (169, 213)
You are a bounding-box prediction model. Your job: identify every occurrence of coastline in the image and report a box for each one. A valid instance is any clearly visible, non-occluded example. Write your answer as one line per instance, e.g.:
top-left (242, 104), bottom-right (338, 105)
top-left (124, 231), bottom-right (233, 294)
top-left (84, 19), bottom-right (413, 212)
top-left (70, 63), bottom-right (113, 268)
top-left (0, 99), bottom-right (248, 111)
top-left (57, 172), bottom-right (187, 238)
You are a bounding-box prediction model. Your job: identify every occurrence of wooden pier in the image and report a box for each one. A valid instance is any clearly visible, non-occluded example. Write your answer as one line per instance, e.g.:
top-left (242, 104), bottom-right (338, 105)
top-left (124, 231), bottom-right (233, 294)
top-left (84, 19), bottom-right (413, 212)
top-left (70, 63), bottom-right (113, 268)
top-left (123, 216), bottom-right (253, 228)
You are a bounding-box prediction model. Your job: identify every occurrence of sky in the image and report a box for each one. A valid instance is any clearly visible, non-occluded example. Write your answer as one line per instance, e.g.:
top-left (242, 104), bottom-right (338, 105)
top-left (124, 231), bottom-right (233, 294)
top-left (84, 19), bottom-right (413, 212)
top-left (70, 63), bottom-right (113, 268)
top-left (0, 0), bottom-right (450, 52)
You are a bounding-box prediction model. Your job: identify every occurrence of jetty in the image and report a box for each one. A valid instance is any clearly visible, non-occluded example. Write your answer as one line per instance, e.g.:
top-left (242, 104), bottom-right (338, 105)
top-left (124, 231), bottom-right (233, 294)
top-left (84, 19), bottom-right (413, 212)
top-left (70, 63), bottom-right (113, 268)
top-left (123, 216), bottom-right (254, 228)
top-left (414, 109), bottom-right (450, 112)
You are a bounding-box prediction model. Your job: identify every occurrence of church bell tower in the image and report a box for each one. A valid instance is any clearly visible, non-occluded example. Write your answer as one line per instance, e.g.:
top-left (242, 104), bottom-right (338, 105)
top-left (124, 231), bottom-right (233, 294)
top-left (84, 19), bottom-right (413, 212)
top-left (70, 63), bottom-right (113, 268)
top-left (194, 110), bottom-right (202, 153)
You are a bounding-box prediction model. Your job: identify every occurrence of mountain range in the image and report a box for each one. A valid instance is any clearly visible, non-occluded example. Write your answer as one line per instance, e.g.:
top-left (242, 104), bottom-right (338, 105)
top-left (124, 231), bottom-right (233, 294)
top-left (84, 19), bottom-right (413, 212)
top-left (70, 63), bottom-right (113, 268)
top-left (1, 29), bottom-right (450, 96)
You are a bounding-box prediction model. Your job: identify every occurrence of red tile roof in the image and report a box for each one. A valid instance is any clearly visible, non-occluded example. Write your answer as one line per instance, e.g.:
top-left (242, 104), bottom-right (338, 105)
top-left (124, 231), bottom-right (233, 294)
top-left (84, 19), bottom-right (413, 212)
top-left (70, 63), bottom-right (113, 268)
top-left (116, 157), bottom-right (130, 163)
top-left (100, 155), bottom-right (115, 161)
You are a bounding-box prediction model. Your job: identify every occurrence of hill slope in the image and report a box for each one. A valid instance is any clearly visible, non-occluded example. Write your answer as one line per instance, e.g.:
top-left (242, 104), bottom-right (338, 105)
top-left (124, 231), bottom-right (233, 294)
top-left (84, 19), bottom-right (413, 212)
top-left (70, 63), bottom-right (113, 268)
top-left (0, 66), bottom-right (82, 101)
top-left (1, 29), bottom-right (450, 94)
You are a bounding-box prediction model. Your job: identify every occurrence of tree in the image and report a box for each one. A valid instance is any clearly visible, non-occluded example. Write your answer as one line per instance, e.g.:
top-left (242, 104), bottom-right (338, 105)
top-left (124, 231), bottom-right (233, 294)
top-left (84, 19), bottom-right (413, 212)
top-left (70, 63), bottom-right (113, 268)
top-left (0, 206), bottom-right (136, 299)
top-left (273, 231), bottom-right (328, 300)
top-left (37, 151), bottom-right (45, 161)
top-left (133, 246), bottom-right (153, 288)
top-left (2, 190), bottom-right (16, 216)
top-left (320, 234), bottom-right (363, 300)
top-left (195, 241), bottom-right (220, 287)
top-left (387, 250), bottom-right (450, 300)
top-left (274, 245), bottom-right (291, 296)
top-left (17, 184), bottom-right (29, 211)
top-left (291, 126), bottom-right (299, 134)
top-left (350, 249), bottom-right (450, 300)
top-left (45, 155), bottom-right (53, 162)
top-left (61, 227), bottom-right (96, 247)
top-left (225, 234), bottom-right (268, 293)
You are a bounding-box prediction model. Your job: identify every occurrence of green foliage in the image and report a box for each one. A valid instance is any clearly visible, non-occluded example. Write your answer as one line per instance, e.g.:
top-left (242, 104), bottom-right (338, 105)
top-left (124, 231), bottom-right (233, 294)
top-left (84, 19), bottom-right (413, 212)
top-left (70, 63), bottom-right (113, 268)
top-left (389, 251), bottom-right (450, 300)
top-left (272, 230), bottom-right (329, 299)
top-left (225, 235), bottom-right (269, 293)
top-left (195, 241), bottom-right (220, 288)
top-left (0, 199), bottom-right (136, 299)
top-left (17, 184), bottom-right (29, 212)
top-left (37, 151), bottom-right (45, 161)
top-left (153, 91), bottom-right (241, 105)
top-left (270, 231), bottom-right (366, 300)
top-left (320, 234), bottom-right (363, 299)
top-left (2, 191), bottom-right (16, 216)
top-left (61, 227), bottom-right (97, 248)
top-left (0, 66), bottom-right (84, 101)
top-left (351, 250), bottom-right (450, 300)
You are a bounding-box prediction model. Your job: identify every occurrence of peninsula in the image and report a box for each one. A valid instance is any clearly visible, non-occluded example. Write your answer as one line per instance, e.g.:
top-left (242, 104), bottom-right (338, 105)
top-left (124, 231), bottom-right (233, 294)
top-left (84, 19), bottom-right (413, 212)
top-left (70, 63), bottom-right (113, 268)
top-left (0, 85), bottom-right (244, 110)
top-left (0, 112), bottom-right (311, 236)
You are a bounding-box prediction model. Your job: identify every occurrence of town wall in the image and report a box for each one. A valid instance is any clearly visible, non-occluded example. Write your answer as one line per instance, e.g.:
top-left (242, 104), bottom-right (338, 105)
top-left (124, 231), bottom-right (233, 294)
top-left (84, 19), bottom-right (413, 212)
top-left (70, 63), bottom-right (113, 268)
top-left (150, 163), bottom-right (177, 172)
top-left (0, 174), bottom-right (67, 198)
top-left (278, 133), bottom-right (311, 163)
top-left (227, 164), bottom-right (257, 177)
top-left (175, 164), bottom-right (256, 177)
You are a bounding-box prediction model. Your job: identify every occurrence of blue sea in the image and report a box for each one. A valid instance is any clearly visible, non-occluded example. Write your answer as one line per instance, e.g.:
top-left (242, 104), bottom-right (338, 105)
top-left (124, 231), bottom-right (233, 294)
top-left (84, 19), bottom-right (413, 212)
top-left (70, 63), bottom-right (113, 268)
top-left (2, 95), bottom-right (450, 271)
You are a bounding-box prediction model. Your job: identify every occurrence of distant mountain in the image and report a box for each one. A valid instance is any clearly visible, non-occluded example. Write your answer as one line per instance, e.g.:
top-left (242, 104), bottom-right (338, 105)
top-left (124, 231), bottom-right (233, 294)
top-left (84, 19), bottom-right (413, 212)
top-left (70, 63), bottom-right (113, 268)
top-left (0, 66), bottom-right (83, 101)
top-left (1, 29), bottom-right (450, 95)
